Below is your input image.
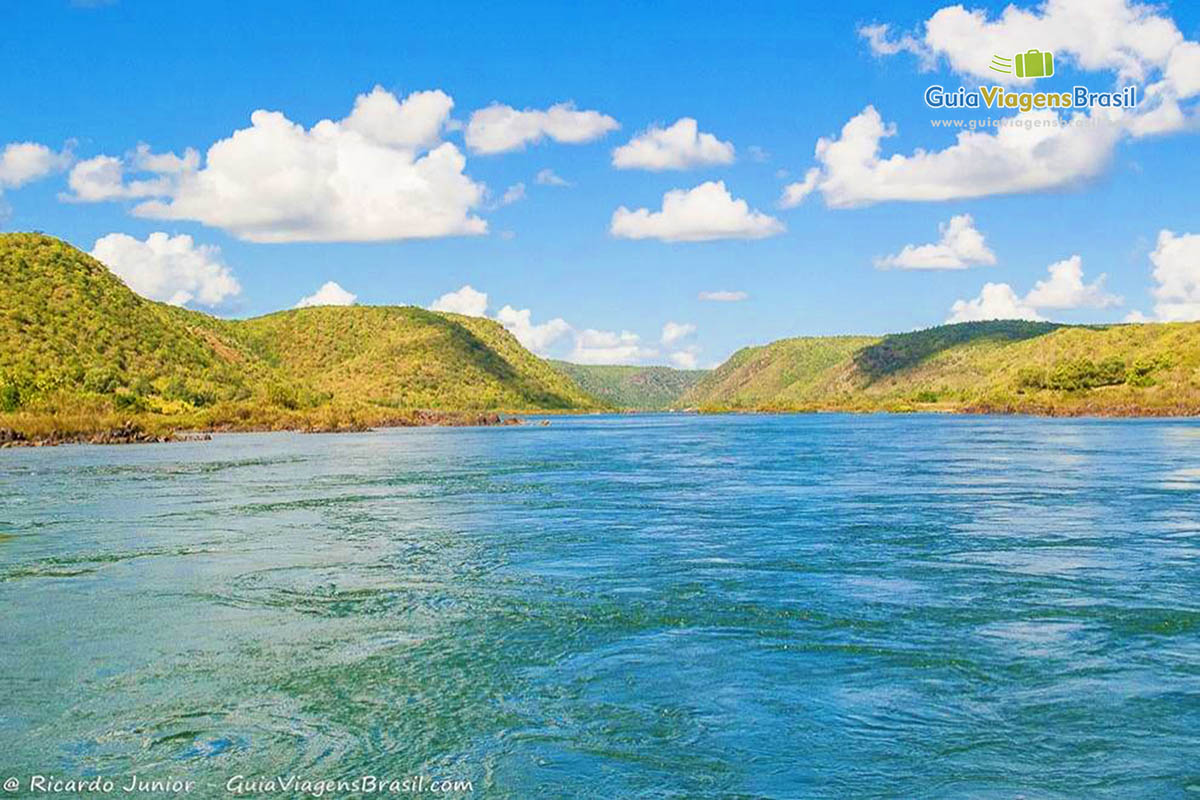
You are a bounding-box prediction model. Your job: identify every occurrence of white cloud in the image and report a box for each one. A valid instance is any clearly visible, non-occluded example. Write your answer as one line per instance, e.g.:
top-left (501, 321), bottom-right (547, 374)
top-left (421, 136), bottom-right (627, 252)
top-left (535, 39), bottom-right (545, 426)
top-left (876, 213), bottom-right (997, 270)
top-left (799, 105), bottom-right (1125, 208)
top-left (794, 2), bottom-right (1200, 208)
top-left (1024, 255), bottom-right (1121, 309)
top-left (428, 285), bottom-right (569, 353)
top-left (130, 142), bottom-right (199, 174)
top-left (860, 1), bottom-right (1200, 146)
top-left (863, 1), bottom-right (1193, 89)
top-left (858, 22), bottom-right (933, 66)
top-left (0, 142), bottom-right (70, 189)
top-left (295, 281), bottom-right (357, 308)
top-left (660, 321), bottom-right (696, 345)
top-left (948, 254), bottom-right (1118, 322)
top-left (89, 232), bottom-right (240, 308)
top-left (570, 328), bottom-right (656, 365)
top-left (75, 87), bottom-right (487, 243)
top-left (610, 180), bottom-right (784, 242)
top-left (535, 168), bottom-right (570, 186)
top-left (430, 284), bottom-right (489, 317)
top-left (340, 86), bottom-right (451, 150)
top-left (499, 182), bottom-right (526, 206)
top-left (668, 348), bottom-right (700, 369)
top-left (1137, 229), bottom-right (1200, 321)
top-left (427, 284), bottom-right (691, 365)
top-left (612, 118), bottom-right (735, 171)
top-left (495, 305), bottom-right (572, 354)
top-left (63, 151), bottom-right (190, 202)
top-left (698, 289), bottom-right (748, 302)
top-left (465, 102), bottom-right (618, 154)
top-left (948, 282), bottom-right (1043, 323)
top-left (779, 168), bottom-right (820, 208)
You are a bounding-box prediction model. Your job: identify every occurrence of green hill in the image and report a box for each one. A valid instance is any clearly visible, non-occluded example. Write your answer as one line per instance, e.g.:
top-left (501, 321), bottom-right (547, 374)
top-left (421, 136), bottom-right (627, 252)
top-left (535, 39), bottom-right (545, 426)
top-left (682, 320), bottom-right (1200, 415)
top-left (549, 361), bottom-right (708, 409)
top-left (0, 233), bottom-right (599, 439)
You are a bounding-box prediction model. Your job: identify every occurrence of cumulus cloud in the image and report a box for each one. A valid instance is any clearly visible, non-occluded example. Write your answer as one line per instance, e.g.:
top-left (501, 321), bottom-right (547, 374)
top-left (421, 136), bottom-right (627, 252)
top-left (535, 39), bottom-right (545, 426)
top-left (430, 285), bottom-right (569, 353)
top-left (847, 1), bottom-right (1200, 205)
top-left (72, 87), bottom-right (487, 243)
top-left (495, 305), bottom-right (572, 353)
top-left (295, 281), bottom-right (357, 308)
top-left (427, 284), bottom-right (695, 364)
top-left (63, 148), bottom-right (195, 202)
top-left (948, 255), bottom-right (1118, 322)
top-left (430, 284), bottom-right (489, 317)
top-left (779, 168), bottom-right (820, 208)
top-left (570, 328), bottom-right (656, 365)
top-left (610, 181), bottom-right (784, 242)
top-left (1024, 255), bottom-right (1121, 309)
top-left (340, 86), bottom-right (451, 150)
top-left (794, 105), bottom-right (1125, 208)
top-left (0, 142), bottom-right (71, 189)
top-left (787, 1), bottom-right (1200, 208)
top-left (1129, 229), bottom-right (1200, 321)
top-left (948, 282), bottom-right (1043, 323)
top-left (89, 232), bottom-right (240, 308)
top-left (660, 321), bottom-right (696, 345)
top-left (698, 289), bottom-right (748, 302)
top-left (535, 168), bottom-right (570, 186)
top-left (862, 0), bottom-right (1198, 95)
top-left (668, 348), bottom-right (701, 369)
top-left (465, 102), bottom-right (618, 154)
top-left (876, 214), bottom-right (997, 270)
top-left (612, 118), bottom-right (735, 171)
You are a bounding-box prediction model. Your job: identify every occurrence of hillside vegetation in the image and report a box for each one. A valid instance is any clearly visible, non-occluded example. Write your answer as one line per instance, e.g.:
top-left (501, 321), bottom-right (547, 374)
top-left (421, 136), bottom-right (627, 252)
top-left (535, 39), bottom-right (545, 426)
top-left (0, 233), bottom-right (599, 439)
top-left (682, 320), bottom-right (1200, 416)
top-left (549, 361), bottom-right (708, 409)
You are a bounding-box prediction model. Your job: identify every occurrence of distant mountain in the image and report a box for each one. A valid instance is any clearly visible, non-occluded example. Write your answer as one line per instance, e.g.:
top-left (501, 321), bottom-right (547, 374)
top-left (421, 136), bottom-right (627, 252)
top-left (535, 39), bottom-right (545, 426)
top-left (682, 320), bottom-right (1200, 416)
top-left (0, 233), bottom-right (599, 437)
top-left (549, 361), bottom-right (709, 410)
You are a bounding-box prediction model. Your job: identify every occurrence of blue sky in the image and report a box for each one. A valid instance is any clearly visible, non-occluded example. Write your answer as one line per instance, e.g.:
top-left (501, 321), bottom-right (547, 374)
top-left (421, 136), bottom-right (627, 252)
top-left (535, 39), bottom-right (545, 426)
top-left (2, 0), bottom-right (1200, 367)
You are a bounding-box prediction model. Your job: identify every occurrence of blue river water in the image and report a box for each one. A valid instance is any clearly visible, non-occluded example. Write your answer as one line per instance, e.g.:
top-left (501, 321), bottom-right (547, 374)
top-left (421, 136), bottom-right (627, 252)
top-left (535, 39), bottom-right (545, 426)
top-left (1, 413), bottom-right (1198, 798)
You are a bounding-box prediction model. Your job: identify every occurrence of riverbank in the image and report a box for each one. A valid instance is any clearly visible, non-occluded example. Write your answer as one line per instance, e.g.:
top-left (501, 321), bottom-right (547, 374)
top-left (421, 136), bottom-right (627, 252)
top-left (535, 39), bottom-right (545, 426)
top-left (693, 398), bottom-right (1200, 417)
top-left (0, 408), bottom-right (524, 448)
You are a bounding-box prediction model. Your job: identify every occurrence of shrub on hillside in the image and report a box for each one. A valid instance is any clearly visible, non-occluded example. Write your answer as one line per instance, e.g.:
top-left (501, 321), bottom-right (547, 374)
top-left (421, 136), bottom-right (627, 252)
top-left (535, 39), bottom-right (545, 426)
top-left (0, 380), bottom-right (20, 412)
top-left (1017, 355), bottom-right (1169, 392)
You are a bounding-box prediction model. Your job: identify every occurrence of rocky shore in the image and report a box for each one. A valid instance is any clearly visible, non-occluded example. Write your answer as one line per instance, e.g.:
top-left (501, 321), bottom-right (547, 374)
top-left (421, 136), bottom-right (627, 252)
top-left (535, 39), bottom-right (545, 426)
top-left (0, 411), bottom-right (524, 448)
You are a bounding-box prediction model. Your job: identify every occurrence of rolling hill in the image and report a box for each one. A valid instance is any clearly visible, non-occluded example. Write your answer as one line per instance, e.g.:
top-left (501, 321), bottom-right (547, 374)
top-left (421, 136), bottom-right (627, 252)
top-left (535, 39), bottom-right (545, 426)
top-left (0, 233), bottom-right (599, 439)
top-left (681, 320), bottom-right (1200, 415)
top-left (549, 361), bottom-right (708, 409)
top-left (5, 232), bottom-right (1199, 443)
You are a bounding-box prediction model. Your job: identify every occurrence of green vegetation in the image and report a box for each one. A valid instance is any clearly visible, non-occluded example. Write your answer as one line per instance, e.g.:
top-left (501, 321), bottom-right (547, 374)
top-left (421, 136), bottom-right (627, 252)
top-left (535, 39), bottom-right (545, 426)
top-left (549, 361), bottom-right (708, 409)
top-left (0, 233), bottom-right (601, 440)
top-left (682, 321), bottom-right (1200, 416)
top-left (681, 336), bottom-right (878, 409)
top-left (4, 233), bottom-right (1199, 443)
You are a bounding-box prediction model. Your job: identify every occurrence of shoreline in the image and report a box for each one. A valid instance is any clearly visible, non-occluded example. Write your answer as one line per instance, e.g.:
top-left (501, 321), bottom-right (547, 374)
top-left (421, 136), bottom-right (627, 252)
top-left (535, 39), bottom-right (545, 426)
top-left (691, 403), bottom-right (1200, 418)
top-left (4, 404), bottom-right (1199, 449)
top-left (0, 410), bottom-right (526, 449)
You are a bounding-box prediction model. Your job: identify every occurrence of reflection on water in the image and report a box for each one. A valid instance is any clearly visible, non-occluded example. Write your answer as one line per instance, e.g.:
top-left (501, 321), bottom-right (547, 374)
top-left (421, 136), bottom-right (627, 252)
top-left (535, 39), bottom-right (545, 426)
top-left (1, 414), bottom-right (1199, 797)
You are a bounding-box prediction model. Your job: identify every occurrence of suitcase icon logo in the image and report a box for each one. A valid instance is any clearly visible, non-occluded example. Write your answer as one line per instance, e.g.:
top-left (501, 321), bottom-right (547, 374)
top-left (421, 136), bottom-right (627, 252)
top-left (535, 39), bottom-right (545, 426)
top-left (990, 50), bottom-right (1055, 78)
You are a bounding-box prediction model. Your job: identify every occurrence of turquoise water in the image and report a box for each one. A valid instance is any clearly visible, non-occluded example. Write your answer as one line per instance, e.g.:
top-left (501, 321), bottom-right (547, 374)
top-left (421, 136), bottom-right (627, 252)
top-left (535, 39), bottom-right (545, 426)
top-left (1, 414), bottom-right (1199, 798)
